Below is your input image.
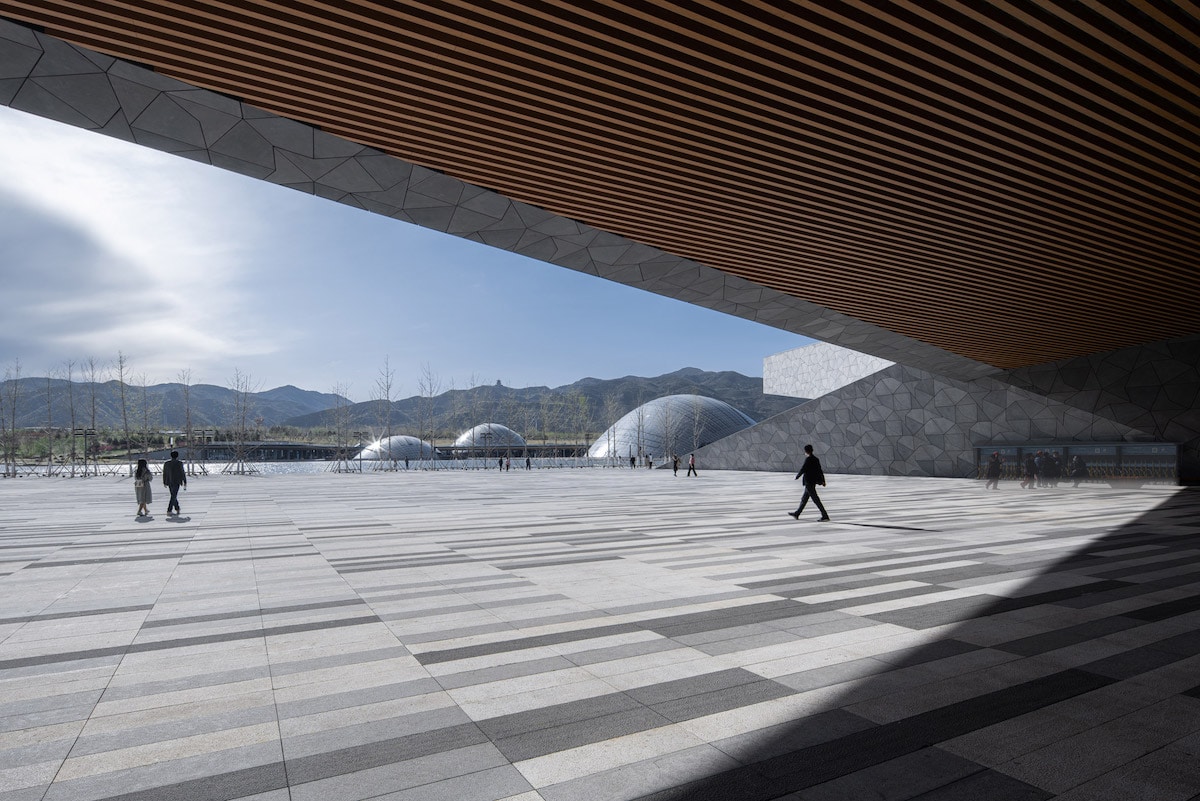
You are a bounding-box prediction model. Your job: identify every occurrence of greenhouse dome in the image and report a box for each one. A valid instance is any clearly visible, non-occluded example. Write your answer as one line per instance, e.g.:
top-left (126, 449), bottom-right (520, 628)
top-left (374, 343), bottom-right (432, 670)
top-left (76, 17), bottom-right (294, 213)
top-left (357, 435), bottom-right (435, 461)
top-left (588, 394), bottom-right (755, 459)
top-left (454, 423), bottom-right (527, 449)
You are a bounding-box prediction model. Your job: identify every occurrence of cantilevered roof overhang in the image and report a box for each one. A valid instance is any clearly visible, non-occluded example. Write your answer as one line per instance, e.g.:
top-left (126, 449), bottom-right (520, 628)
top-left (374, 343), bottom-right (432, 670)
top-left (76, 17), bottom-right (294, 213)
top-left (1, 1), bottom-right (1197, 373)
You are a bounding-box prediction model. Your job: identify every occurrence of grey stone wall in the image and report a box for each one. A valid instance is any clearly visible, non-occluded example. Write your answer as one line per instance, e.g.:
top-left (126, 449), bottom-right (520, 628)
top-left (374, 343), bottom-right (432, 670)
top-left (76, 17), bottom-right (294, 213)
top-left (695, 363), bottom-right (1150, 477)
top-left (1002, 335), bottom-right (1200, 482)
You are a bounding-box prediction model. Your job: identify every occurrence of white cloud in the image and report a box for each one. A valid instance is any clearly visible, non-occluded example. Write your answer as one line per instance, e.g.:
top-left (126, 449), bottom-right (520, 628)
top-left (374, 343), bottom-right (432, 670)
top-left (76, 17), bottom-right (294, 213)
top-left (0, 107), bottom-right (296, 379)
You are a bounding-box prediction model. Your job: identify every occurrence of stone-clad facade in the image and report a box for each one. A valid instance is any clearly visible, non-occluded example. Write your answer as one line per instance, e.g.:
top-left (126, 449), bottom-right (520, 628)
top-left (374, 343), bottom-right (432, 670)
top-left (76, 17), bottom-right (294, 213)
top-left (1002, 335), bottom-right (1200, 481)
top-left (697, 362), bottom-right (1149, 478)
top-left (699, 336), bottom-right (1200, 482)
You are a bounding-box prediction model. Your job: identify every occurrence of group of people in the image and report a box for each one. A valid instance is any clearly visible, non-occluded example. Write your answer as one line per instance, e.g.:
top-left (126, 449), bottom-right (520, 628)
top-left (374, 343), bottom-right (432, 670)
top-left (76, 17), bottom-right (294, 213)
top-left (983, 450), bottom-right (1090, 490)
top-left (496, 457), bottom-right (533, 470)
top-left (133, 451), bottom-right (188, 517)
top-left (671, 454), bottom-right (698, 476)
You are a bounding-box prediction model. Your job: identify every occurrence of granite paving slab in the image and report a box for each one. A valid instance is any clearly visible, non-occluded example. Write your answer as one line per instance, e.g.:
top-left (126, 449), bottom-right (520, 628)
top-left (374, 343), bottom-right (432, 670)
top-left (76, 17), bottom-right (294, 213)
top-left (0, 469), bottom-right (1197, 799)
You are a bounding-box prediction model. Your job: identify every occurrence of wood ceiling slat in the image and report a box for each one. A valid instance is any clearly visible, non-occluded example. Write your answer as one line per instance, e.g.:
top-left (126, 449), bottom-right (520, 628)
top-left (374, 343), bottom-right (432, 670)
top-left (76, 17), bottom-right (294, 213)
top-left (35, 0), bottom-right (1190, 231)
top-left (21, 0), bottom-right (1200, 241)
top-left (77, 17), bottom-right (1200, 257)
top-left (2, 0), bottom-right (1197, 370)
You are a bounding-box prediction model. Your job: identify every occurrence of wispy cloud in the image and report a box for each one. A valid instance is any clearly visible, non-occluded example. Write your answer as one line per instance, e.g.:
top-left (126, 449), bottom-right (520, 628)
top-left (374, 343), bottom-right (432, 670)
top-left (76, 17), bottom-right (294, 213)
top-left (0, 107), bottom-right (293, 379)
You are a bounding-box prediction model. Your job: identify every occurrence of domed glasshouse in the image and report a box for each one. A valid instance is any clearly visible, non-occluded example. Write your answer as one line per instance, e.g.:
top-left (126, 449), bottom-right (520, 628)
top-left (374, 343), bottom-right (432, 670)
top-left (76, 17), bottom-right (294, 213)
top-left (357, 435), bottom-right (435, 461)
top-left (588, 394), bottom-right (755, 459)
top-left (453, 423), bottom-right (527, 450)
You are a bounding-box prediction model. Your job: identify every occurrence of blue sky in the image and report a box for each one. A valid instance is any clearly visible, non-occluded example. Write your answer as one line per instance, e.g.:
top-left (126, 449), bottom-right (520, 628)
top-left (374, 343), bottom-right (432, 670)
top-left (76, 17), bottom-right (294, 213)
top-left (0, 105), bottom-right (808, 401)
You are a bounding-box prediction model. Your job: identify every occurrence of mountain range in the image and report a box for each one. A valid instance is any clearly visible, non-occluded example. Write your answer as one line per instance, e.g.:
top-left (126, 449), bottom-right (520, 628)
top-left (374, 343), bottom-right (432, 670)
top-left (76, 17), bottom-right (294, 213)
top-left (0, 369), bottom-right (804, 435)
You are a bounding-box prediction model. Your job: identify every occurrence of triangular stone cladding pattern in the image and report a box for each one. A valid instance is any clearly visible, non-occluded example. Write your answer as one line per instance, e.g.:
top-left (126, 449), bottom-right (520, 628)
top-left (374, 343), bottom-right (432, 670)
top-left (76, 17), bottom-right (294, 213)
top-left (1002, 335), bottom-right (1200, 481)
top-left (763, 342), bottom-right (894, 399)
top-left (0, 19), bottom-right (992, 382)
top-left (694, 363), bottom-right (1152, 478)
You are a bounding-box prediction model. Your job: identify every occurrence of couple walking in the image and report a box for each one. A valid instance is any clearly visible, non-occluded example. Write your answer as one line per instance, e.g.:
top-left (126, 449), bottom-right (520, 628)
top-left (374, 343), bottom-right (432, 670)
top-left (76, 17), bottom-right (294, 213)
top-left (788, 444), bottom-right (830, 521)
top-left (133, 451), bottom-right (188, 517)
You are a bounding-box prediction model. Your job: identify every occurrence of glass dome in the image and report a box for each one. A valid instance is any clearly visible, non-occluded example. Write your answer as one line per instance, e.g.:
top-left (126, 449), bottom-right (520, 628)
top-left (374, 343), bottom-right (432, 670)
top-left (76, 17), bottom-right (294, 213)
top-left (357, 435), bottom-right (434, 461)
top-left (454, 423), bottom-right (527, 449)
top-left (588, 394), bottom-right (755, 459)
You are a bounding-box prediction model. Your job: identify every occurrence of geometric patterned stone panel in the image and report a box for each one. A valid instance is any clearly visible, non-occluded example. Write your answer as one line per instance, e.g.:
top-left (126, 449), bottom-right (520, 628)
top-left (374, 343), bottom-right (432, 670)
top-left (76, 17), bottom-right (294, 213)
top-left (1002, 334), bottom-right (1200, 483)
top-left (695, 363), bottom-right (1154, 480)
top-left (763, 342), bottom-right (894, 400)
top-left (0, 17), bottom-right (995, 383)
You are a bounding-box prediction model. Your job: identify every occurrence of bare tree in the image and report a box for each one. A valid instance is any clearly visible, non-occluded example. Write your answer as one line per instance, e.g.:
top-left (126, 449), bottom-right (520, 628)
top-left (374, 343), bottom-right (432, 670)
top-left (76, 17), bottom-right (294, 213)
top-left (635, 392), bottom-right (647, 467)
top-left (2, 358), bottom-right (20, 476)
top-left (84, 356), bottom-right (103, 475)
top-left (658, 398), bottom-right (677, 466)
top-left (114, 351), bottom-right (132, 472)
top-left (602, 392), bottom-right (622, 467)
top-left (44, 368), bottom-right (57, 475)
top-left (177, 368), bottom-right (194, 473)
top-left (521, 395), bottom-right (538, 465)
top-left (328, 381), bottom-right (355, 472)
top-left (372, 356), bottom-right (397, 468)
top-left (416, 363), bottom-right (441, 469)
top-left (225, 368), bottom-right (261, 474)
top-left (499, 390), bottom-right (523, 462)
top-left (134, 372), bottom-right (160, 458)
top-left (63, 360), bottom-right (77, 473)
top-left (691, 395), bottom-right (705, 452)
top-left (539, 392), bottom-right (555, 457)
top-left (568, 390), bottom-right (590, 459)
top-left (460, 374), bottom-right (481, 466)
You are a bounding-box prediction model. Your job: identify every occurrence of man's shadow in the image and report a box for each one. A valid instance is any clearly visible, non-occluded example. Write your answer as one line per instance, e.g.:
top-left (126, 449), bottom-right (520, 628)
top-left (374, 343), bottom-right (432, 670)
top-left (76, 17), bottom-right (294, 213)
top-left (646, 487), bottom-right (1200, 800)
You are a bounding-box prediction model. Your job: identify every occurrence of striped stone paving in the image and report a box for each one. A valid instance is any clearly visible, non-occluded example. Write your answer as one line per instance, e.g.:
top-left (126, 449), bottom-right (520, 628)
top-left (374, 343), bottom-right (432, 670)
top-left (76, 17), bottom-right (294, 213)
top-left (1, 468), bottom-right (1199, 800)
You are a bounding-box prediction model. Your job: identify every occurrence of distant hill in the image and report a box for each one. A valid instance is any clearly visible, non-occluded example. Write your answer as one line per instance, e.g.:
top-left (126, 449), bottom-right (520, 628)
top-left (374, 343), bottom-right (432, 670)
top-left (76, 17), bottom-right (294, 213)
top-left (0, 378), bottom-right (347, 429)
top-left (0, 369), bottom-right (804, 435)
top-left (285, 368), bottom-right (804, 436)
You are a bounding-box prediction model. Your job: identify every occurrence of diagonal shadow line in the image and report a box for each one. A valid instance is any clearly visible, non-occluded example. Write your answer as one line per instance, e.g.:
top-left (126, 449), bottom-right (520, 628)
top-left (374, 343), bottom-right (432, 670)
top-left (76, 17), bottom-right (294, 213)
top-left (642, 487), bottom-right (1200, 801)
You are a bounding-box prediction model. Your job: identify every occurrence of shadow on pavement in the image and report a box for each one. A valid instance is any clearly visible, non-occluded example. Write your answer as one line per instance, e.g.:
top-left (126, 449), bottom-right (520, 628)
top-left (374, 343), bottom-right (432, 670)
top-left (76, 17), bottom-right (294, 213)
top-left (646, 487), bottom-right (1200, 800)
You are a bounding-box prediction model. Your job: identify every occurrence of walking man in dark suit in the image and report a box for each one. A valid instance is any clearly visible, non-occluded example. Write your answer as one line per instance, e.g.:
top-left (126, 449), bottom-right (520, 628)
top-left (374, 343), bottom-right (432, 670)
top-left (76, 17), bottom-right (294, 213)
top-left (162, 450), bottom-right (187, 516)
top-left (789, 444), bottom-right (830, 521)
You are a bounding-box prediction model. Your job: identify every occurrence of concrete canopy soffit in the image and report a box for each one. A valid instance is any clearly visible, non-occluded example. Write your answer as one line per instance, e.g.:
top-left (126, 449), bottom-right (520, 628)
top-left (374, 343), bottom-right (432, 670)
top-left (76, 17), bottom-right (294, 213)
top-left (0, 3), bottom-right (1197, 377)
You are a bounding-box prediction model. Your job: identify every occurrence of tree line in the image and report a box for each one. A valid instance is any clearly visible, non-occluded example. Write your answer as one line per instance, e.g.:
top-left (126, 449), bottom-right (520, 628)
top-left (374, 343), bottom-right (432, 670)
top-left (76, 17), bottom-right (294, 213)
top-left (2, 355), bottom-right (639, 474)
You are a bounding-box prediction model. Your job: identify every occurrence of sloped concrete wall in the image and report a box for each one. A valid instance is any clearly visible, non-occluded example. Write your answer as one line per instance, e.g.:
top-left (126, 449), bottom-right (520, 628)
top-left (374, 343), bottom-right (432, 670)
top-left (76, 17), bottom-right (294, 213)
top-left (1002, 335), bottom-right (1200, 482)
top-left (694, 363), bottom-right (1150, 477)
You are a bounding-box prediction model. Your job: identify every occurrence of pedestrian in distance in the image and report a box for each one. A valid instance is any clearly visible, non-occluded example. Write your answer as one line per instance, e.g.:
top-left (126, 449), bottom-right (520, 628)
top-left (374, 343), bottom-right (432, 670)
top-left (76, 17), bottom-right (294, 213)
top-left (687, 453), bottom-right (698, 477)
top-left (672, 455), bottom-right (680, 476)
top-left (1070, 455), bottom-right (1089, 487)
top-left (985, 451), bottom-right (1002, 490)
top-left (134, 458), bottom-right (153, 517)
top-left (788, 444), bottom-right (830, 521)
top-left (525, 456), bottom-right (532, 470)
top-left (1021, 453), bottom-right (1037, 489)
top-left (162, 450), bottom-right (187, 516)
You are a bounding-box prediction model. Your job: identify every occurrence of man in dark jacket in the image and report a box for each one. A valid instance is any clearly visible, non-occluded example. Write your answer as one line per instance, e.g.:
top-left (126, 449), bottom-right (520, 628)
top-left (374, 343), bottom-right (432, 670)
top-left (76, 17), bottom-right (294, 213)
top-left (789, 444), bottom-right (830, 521)
top-left (162, 450), bottom-right (187, 516)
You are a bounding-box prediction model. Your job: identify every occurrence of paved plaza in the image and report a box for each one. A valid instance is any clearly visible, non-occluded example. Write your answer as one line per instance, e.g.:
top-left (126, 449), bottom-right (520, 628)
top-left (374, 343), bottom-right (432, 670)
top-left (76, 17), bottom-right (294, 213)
top-left (2, 468), bottom-right (1199, 801)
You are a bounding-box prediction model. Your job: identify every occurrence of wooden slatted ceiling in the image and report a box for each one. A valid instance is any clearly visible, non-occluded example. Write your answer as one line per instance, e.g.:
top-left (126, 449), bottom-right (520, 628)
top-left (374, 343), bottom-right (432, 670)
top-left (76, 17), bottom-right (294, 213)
top-left (5, 0), bottom-right (1199, 369)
